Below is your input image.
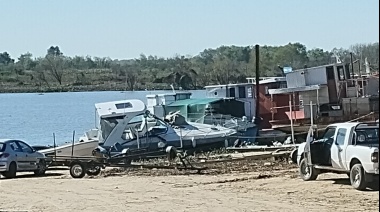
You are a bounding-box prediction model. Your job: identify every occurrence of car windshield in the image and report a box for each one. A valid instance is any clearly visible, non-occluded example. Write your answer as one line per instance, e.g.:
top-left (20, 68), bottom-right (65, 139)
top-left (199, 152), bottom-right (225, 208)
top-left (355, 128), bottom-right (379, 145)
top-left (0, 143), bottom-right (4, 152)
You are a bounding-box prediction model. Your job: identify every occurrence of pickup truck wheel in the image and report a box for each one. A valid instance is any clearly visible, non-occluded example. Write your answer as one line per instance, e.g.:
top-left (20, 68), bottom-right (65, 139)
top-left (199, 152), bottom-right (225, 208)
top-left (350, 164), bottom-right (367, 191)
top-left (299, 158), bottom-right (319, 181)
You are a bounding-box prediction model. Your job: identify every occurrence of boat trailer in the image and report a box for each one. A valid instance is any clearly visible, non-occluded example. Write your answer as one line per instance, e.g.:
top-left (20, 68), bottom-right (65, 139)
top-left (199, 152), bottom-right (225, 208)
top-left (46, 146), bottom-right (207, 178)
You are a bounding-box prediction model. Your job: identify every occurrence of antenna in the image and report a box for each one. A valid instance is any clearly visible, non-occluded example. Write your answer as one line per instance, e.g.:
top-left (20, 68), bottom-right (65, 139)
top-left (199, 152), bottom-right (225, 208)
top-left (365, 57), bottom-right (371, 74)
top-left (332, 52), bottom-right (342, 64)
top-left (170, 84), bottom-right (175, 93)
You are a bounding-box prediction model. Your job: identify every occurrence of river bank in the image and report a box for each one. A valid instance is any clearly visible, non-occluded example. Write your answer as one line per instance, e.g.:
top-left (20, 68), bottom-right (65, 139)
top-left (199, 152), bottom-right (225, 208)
top-left (0, 83), bottom-right (196, 93)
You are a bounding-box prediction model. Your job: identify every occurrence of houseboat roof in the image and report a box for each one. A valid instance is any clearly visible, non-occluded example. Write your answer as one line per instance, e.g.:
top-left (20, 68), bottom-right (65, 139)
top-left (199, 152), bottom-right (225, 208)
top-left (95, 99), bottom-right (146, 118)
top-left (289, 63), bottom-right (346, 73)
top-left (166, 98), bottom-right (224, 107)
top-left (204, 83), bottom-right (253, 89)
top-left (268, 84), bottom-right (326, 95)
top-left (248, 77), bottom-right (286, 85)
top-left (146, 91), bottom-right (192, 98)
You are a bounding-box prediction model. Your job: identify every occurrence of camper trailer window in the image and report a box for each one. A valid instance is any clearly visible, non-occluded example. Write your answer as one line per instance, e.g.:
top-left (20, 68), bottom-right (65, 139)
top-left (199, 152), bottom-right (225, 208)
top-left (115, 102), bottom-right (132, 109)
top-left (229, 88), bottom-right (236, 97)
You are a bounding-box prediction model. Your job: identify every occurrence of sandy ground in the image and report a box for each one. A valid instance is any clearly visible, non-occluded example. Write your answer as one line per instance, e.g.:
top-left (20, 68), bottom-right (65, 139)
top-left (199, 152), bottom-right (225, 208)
top-left (0, 163), bottom-right (378, 212)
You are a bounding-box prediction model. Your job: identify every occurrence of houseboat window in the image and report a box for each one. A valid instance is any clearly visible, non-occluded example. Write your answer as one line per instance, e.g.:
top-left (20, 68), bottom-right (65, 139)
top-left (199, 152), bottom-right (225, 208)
top-left (238, 86), bottom-right (246, 98)
top-left (279, 82), bottom-right (287, 88)
top-left (299, 99), bottom-right (304, 108)
top-left (337, 66), bottom-right (345, 81)
top-left (326, 66), bottom-right (335, 80)
top-left (115, 102), bottom-right (132, 109)
top-left (247, 87), bottom-right (253, 98)
top-left (344, 64), bottom-right (351, 79)
top-left (229, 88), bottom-right (236, 97)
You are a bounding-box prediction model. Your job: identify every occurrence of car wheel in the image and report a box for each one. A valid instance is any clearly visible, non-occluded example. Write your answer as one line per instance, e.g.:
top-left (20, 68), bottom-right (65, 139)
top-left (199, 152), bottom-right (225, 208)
top-left (1, 162), bottom-right (17, 179)
top-left (350, 164), bottom-right (367, 191)
top-left (299, 158), bottom-right (319, 181)
top-left (34, 159), bottom-right (47, 176)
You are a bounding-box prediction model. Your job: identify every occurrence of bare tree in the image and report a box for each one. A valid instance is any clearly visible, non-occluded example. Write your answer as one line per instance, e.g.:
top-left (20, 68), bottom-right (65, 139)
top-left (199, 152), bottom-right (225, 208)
top-left (43, 55), bottom-right (67, 85)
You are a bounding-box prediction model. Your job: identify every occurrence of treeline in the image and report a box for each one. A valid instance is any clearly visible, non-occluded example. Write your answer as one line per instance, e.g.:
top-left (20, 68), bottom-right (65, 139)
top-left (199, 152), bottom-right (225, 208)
top-left (0, 42), bottom-right (378, 92)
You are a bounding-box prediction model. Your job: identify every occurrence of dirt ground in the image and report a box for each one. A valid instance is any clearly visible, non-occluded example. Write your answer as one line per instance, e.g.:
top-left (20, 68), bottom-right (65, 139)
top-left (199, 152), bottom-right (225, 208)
top-left (0, 160), bottom-right (378, 212)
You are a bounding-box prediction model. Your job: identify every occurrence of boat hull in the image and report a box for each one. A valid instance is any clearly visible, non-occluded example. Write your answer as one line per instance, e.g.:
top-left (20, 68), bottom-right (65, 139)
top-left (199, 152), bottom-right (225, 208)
top-left (39, 140), bottom-right (99, 157)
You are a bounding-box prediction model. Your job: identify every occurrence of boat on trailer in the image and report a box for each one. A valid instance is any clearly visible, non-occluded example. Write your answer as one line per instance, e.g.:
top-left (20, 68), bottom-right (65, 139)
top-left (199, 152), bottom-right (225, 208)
top-left (40, 99), bottom-right (237, 157)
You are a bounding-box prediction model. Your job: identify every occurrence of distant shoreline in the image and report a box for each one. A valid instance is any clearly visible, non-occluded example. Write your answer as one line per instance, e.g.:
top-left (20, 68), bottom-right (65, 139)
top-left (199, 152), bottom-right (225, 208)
top-left (0, 84), bottom-right (202, 94)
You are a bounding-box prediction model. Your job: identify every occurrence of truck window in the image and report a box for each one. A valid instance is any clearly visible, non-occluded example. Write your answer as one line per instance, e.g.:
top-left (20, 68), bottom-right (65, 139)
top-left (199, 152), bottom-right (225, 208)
top-left (355, 128), bottom-right (379, 145)
top-left (322, 127), bottom-right (336, 144)
top-left (336, 128), bottom-right (347, 145)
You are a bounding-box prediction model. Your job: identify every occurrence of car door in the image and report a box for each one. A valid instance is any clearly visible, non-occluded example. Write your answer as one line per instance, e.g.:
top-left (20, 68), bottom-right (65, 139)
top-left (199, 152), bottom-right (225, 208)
top-left (16, 140), bottom-right (38, 170)
top-left (331, 127), bottom-right (347, 169)
top-left (8, 140), bottom-right (28, 170)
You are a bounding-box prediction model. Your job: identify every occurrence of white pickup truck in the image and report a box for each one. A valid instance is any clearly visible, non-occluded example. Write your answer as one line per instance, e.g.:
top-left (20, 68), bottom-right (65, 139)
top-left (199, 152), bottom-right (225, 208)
top-left (297, 121), bottom-right (379, 190)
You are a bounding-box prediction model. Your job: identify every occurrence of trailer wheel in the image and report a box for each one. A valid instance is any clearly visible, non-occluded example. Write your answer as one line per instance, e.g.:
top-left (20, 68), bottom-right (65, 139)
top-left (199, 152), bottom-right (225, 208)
top-left (70, 162), bottom-right (86, 178)
top-left (290, 148), bottom-right (298, 164)
top-left (86, 166), bottom-right (101, 176)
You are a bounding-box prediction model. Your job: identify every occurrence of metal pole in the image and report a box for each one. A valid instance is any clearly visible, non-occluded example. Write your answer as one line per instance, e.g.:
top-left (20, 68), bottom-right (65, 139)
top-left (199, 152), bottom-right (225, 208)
top-left (255, 44), bottom-right (260, 136)
top-left (350, 52), bottom-right (355, 78)
top-left (289, 99), bottom-right (295, 144)
top-left (310, 101), bottom-right (314, 138)
top-left (71, 130), bottom-right (75, 156)
top-left (179, 128), bottom-right (183, 148)
top-left (53, 133), bottom-right (56, 161)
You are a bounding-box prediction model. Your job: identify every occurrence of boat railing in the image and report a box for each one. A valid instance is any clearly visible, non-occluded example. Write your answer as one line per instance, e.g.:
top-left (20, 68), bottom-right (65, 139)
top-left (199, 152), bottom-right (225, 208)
top-left (187, 112), bottom-right (252, 130)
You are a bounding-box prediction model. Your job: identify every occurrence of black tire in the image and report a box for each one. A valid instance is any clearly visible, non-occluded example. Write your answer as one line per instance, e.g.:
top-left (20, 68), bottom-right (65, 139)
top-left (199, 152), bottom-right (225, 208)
top-left (1, 162), bottom-right (17, 179)
top-left (299, 158), bottom-right (319, 181)
top-left (350, 164), bottom-right (367, 191)
top-left (70, 162), bottom-right (86, 178)
top-left (34, 159), bottom-right (47, 176)
top-left (86, 166), bottom-right (101, 176)
top-left (290, 148), bottom-right (298, 164)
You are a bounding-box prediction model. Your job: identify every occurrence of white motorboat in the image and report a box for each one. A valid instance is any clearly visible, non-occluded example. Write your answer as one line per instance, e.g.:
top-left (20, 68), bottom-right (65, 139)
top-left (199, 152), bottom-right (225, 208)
top-left (40, 99), bottom-right (237, 157)
top-left (91, 99), bottom-right (237, 151)
top-left (39, 139), bottom-right (99, 157)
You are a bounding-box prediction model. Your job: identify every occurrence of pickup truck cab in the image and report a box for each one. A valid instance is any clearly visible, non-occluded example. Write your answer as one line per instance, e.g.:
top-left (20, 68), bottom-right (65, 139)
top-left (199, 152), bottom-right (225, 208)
top-left (297, 121), bottom-right (379, 190)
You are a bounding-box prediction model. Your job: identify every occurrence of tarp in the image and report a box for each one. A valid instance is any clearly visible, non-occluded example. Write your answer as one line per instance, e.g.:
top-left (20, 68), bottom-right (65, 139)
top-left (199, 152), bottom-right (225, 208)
top-left (166, 98), bottom-right (223, 107)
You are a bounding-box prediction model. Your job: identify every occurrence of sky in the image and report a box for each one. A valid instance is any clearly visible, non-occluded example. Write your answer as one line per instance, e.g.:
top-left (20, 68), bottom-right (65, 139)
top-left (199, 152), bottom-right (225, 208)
top-left (1, 0), bottom-right (379, 60)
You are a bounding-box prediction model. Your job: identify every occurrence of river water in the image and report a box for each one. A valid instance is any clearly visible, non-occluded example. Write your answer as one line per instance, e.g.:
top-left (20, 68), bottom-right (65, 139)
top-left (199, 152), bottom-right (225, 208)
top-left (0, 90), bottom-right (206, 146)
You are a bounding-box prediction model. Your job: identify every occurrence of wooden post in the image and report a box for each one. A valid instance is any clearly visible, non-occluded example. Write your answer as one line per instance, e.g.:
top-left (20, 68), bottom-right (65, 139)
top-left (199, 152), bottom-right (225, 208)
top-left (255, 44), bottom-right (260, 136)
top-left (289, 99), bottom-right (295, 144)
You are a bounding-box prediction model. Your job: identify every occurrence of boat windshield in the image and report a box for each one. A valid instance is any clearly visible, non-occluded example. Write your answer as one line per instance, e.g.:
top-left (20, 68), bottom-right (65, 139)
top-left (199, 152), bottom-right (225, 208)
top-left (131, 114), bottom-right (168, 135)
top-left (100, 115), bottom-right (124, 141)
top-left (355, 128), bottom-right (379, 145)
